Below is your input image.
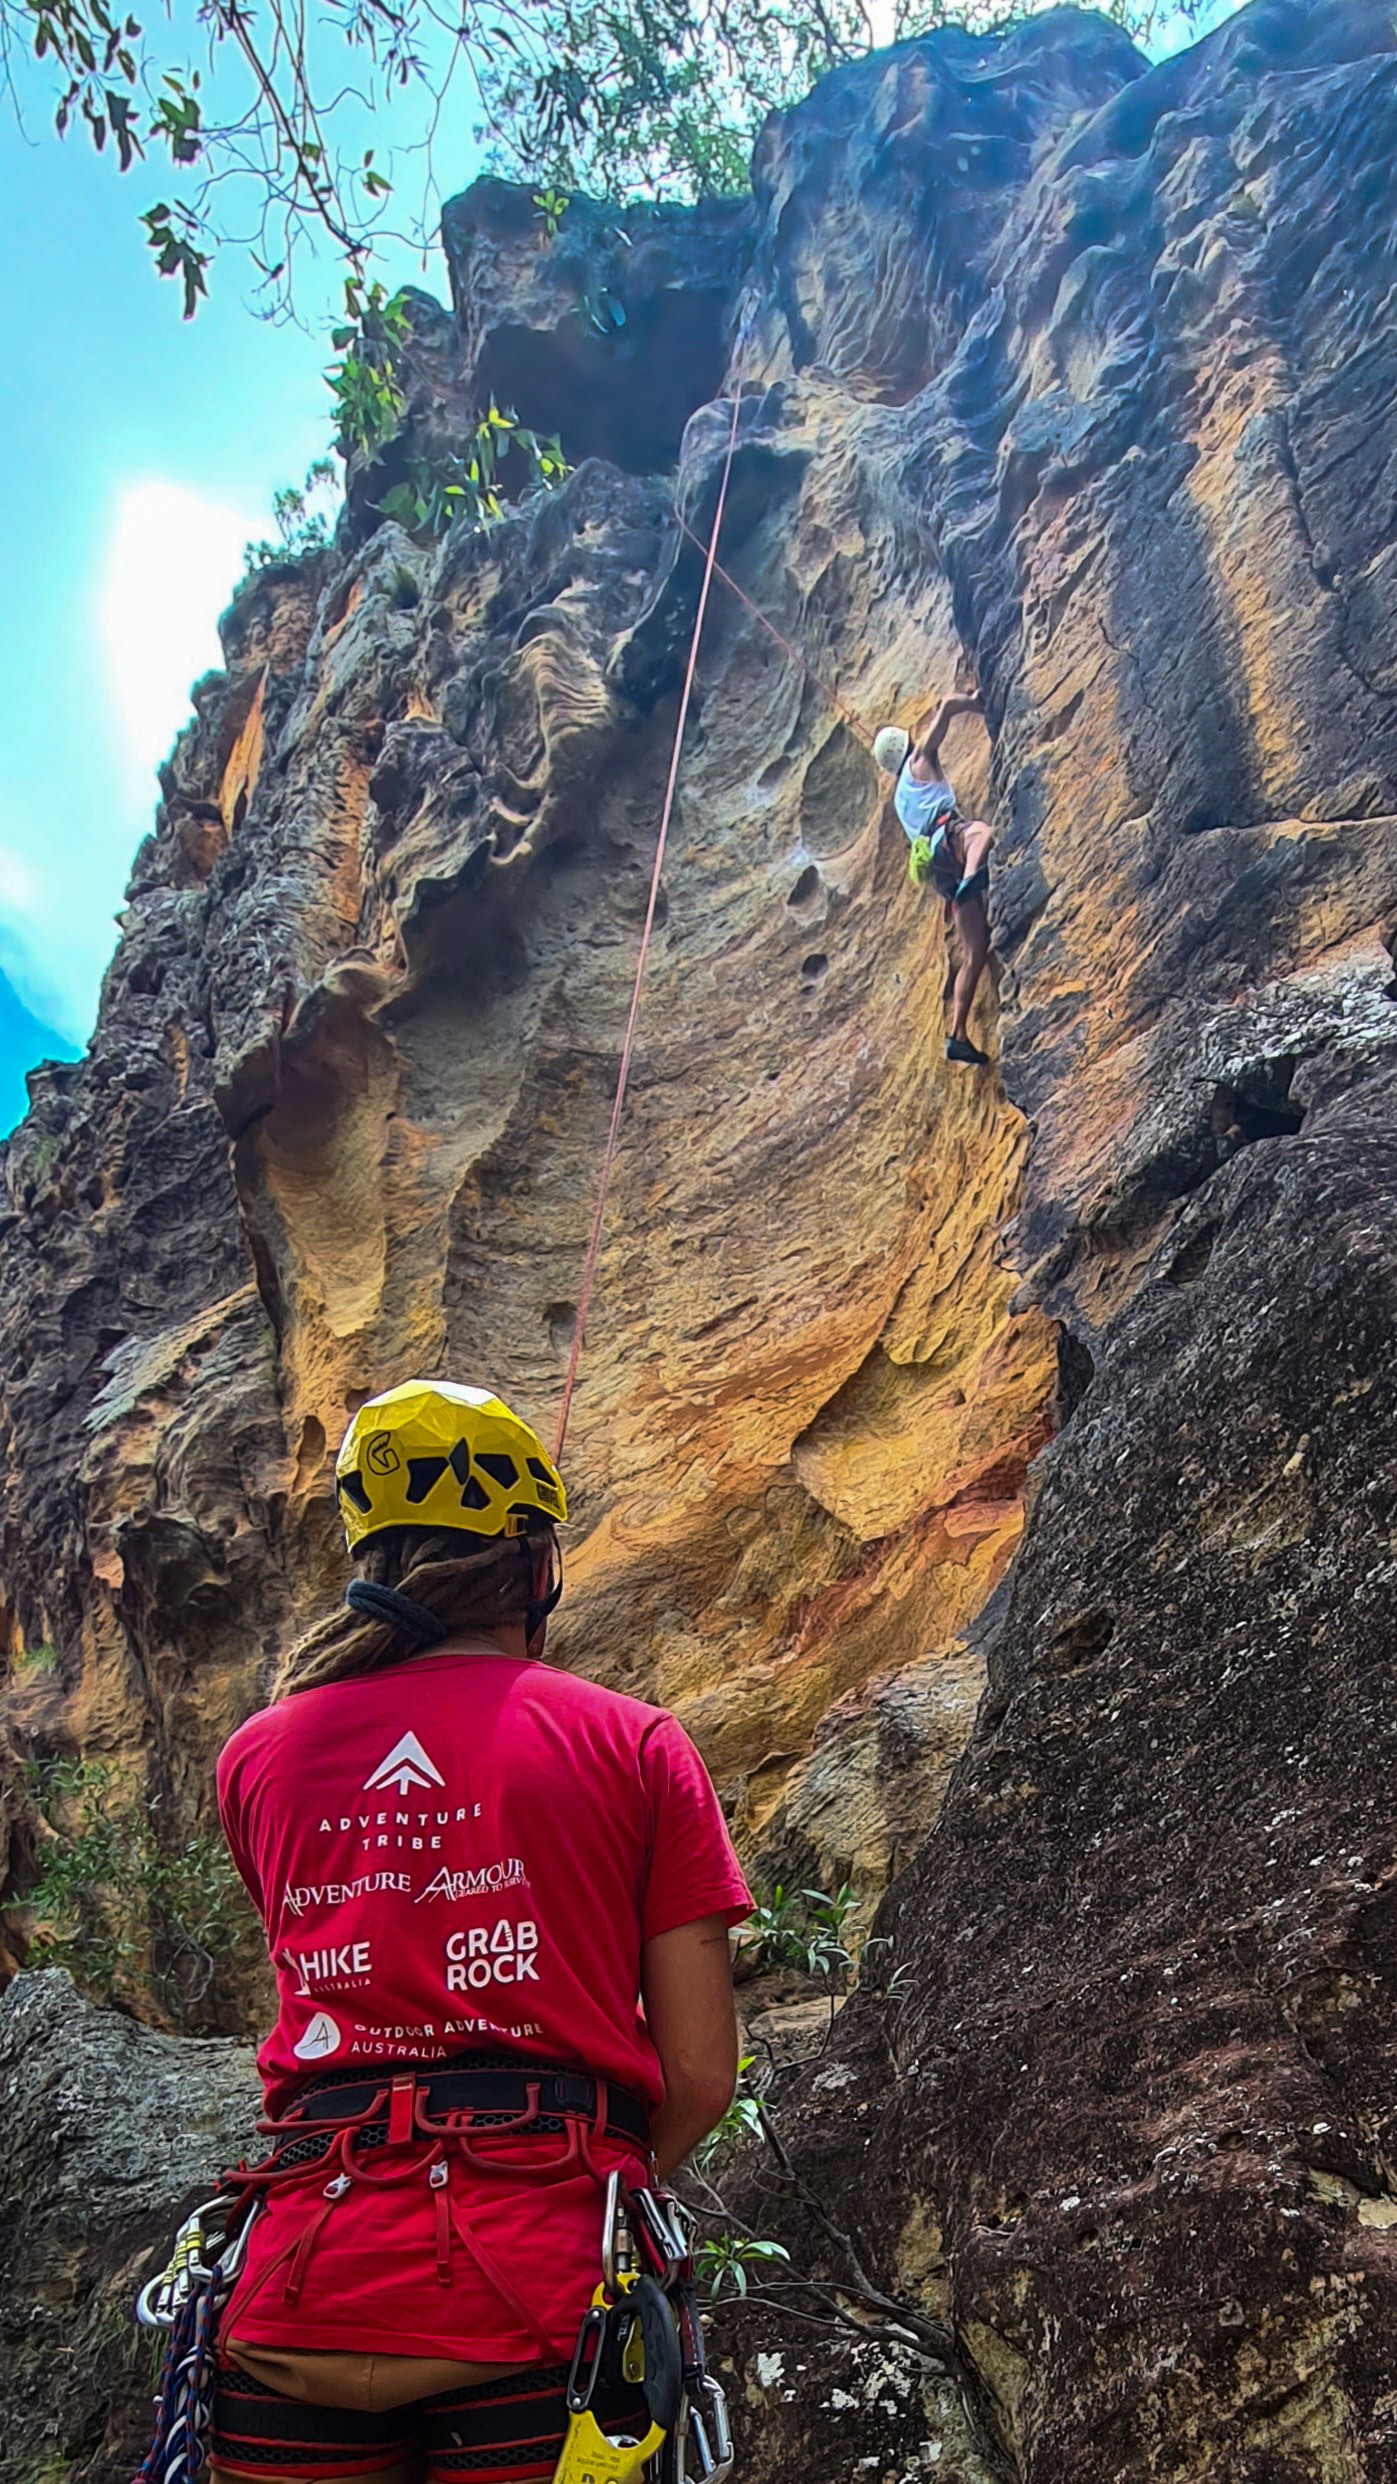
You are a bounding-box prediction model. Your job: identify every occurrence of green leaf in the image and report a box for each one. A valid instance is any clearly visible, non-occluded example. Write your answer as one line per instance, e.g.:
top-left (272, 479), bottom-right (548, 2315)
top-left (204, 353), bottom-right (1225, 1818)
top-left (377, 482), bottom-right (419, 526)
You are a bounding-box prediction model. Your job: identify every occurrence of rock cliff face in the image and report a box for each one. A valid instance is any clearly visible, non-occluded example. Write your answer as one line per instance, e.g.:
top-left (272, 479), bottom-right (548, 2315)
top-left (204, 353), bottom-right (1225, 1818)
top-left (3, 0), bottom-right (1397, 2473)
top-left (0, 1972), bottom-right (257, 2481)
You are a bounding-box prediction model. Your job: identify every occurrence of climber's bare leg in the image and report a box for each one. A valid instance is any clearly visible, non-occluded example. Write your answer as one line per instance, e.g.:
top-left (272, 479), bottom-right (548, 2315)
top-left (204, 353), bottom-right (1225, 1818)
top-left (957, 819), bottom-right (993, 881)
top-left (950, 896), bottom-right (990, 1043)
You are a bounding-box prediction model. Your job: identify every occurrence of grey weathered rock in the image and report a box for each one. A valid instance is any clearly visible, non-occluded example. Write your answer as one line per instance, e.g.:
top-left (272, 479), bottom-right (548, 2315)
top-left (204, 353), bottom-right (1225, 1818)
top-left (0, 1971), bottom-right (256, 2482)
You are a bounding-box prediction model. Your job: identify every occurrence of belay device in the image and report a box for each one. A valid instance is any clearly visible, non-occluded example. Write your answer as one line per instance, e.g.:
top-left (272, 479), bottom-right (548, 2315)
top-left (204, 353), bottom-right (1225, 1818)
top-left (555, 2174), bottom-right (734, 2484)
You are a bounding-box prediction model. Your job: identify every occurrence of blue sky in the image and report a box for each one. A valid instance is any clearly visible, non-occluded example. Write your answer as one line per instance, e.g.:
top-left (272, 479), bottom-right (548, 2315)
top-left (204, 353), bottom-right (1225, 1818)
top-left (0, 0), bottom-right (1229, 1133)
top-left (0, 43), bottom-right (473, 1129)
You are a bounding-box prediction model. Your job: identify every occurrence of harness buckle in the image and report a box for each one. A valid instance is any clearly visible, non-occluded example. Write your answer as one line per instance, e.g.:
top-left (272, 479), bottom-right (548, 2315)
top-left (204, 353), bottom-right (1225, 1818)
top-left (388, 2073), bottom-right (416, 2148)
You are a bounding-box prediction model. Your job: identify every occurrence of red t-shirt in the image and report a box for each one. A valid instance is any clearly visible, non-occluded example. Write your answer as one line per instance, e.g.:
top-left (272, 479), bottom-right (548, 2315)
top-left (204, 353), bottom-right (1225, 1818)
top-left (215, 1643), bottom-right (750, 2359)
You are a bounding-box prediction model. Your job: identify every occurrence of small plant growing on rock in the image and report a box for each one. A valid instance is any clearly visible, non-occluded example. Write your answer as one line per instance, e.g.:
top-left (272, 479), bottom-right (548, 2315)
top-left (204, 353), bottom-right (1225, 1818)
top-left (21, 1757), bottom-right (256, 2033)
top-left (533, 186), bottom-right (571, 239)
top-left (377, 407), bottom-right (569, 541)
top-left (329, 278), bottom-right (412, 458)
top-left (10, 1642), bottom-right (60, 1682)
top-left (737, 1880), bottom-right (856, 1982)
top-left (694, 2231), bottom-right (791, 2300)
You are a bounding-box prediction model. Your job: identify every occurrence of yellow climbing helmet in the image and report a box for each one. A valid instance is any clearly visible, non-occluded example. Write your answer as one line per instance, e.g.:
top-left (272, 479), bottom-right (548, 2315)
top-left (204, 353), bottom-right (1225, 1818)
top-left (335, 1380), bottom-right (568, 1552)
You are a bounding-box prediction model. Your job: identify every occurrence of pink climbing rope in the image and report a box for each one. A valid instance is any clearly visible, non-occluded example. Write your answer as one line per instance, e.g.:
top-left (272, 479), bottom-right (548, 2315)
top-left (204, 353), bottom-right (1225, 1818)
top-left (553, 388), bottom-right (745, 1460)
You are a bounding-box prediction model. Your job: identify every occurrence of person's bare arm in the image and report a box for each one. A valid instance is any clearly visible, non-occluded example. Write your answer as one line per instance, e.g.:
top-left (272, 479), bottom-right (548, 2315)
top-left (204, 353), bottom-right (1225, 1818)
top-left (642, 1914), bottom-right (740, 2178)
top-left (912, 689), bottom-right (983, 772)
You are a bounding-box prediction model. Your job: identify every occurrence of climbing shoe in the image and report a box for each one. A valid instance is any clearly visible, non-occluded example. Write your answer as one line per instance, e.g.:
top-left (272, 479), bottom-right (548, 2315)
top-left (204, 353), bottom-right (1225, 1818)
top-left (953, 866), bottom-right (990, 904)
top-left (908, 836), bottom-right (934, 888)
top-left (946, 1036), bottom-right (990, 1068)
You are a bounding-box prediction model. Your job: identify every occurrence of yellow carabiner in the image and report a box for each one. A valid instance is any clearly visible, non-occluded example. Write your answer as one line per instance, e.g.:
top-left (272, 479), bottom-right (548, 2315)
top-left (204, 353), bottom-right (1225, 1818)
top-left (552, 2409), bottom-right (666, 2484)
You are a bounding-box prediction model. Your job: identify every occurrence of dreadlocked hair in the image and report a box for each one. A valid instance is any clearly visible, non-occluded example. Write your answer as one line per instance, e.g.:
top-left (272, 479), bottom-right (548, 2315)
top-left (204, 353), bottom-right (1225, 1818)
top-left (274, 1521), bottom-right (558, 1699)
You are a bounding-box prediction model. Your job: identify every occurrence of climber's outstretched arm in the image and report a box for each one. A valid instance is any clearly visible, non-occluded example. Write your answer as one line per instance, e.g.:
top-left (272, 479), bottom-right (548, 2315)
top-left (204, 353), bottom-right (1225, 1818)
top-left (912, 689), bottom-right (983, 773)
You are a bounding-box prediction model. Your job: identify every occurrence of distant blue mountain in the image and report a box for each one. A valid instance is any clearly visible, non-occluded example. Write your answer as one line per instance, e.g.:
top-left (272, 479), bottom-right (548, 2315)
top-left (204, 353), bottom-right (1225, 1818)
top-left (0, 967), bottom-right (79, 1138)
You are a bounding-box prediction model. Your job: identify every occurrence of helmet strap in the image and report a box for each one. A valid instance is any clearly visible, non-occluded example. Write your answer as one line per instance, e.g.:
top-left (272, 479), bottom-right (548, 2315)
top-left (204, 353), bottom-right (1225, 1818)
top-left (524, 1539), bottom-right (564, 1660)
top-left (345, 1579), bottom-right (444, 1650)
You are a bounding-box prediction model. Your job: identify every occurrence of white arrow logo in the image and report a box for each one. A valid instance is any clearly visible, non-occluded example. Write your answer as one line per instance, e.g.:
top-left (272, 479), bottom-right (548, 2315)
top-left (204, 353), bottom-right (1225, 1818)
top-left (364, 1729), bottom-right (446, 1797)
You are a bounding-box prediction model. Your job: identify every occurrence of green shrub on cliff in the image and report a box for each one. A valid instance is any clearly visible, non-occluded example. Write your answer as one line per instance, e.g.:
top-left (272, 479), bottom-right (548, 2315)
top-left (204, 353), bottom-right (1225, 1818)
top-left (737, 1879), bottom-right (857, 1981)
top-left (20, 1757), bottom-right (256, 2034)
top-left (329, 280), bottom-right (414, 458)
top-left (378, 410), bottom-right (570, 539)
top-left (243, 459), bottom-right (340, 574)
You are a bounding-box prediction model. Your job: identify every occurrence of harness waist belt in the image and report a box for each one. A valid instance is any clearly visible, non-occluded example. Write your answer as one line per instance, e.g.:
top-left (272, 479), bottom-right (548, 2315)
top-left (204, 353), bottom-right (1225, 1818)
top-left (270, 2063), bottom-right (651, 2153)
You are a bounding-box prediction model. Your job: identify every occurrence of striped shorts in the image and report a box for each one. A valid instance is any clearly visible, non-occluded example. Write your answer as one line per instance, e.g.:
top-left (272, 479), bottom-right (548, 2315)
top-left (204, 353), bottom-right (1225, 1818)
top-left (211, 2357), bottom-right (647, 2481)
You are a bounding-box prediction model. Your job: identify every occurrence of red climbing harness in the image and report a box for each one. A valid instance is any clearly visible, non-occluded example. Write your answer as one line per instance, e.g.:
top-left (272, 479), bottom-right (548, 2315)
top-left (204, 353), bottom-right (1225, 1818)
top-left (218, 2060), bottom-right (650, 2354)
top-left (134, 2074), bottom-right (732, 2484)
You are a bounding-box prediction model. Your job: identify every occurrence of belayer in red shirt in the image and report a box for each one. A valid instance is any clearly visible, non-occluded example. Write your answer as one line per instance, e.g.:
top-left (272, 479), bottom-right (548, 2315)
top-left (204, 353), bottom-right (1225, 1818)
top-left (198, 1377), bottom-right (751, 2484)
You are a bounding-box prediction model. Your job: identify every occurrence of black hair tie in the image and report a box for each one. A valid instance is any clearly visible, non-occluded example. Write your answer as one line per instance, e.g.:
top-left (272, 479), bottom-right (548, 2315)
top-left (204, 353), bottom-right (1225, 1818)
top-left (345, 1579), bottom-right (444, 1649)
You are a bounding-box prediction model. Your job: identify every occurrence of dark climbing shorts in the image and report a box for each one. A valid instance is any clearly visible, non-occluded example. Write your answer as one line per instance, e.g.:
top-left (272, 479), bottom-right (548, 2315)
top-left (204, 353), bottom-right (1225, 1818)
top-left (211, 2355), bottom-right (647, 2480)
top-left (926, 824), bottom-right (962, 901)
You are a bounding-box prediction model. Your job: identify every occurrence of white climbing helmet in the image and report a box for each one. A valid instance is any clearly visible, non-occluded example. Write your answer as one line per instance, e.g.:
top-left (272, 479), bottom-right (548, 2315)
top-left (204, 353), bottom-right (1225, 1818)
top-left (873, 725), bottom-right (911, 775)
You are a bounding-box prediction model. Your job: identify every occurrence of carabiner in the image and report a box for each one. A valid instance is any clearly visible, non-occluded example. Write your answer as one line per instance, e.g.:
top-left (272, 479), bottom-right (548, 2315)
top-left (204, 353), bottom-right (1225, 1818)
top-left (687, 2375), bottom-right (734, 2484)
top-left (632, 2186), bottom-right (689, 2288)
top-left (601, 2170), bottom-right (643, 2295)
top-left (566, 2299), bottom-right (610, 2414)
top-left (135, 2197), bottom-right (226, 2328)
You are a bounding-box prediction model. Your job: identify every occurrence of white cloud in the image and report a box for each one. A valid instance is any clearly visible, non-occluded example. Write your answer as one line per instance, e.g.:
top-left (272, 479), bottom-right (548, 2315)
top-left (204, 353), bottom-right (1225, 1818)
top-left (0, 842), bottom-right (40, 921)
top-left (0, 478), bottom-right (258, 1044)
top-left (100, 479), bottom-right (259, 794)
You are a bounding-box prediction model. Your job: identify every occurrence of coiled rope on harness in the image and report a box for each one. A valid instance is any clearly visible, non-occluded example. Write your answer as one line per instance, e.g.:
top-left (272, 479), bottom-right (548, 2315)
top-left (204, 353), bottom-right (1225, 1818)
top-left (133, 2198), bottom-right (256, 2484)
top-left (553, 386), bottom-right (744, 1462)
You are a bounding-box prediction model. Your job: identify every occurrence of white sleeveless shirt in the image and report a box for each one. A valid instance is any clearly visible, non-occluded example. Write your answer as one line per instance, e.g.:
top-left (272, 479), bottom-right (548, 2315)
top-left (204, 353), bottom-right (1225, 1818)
top-left (893, 766), bottom-right (958, 844)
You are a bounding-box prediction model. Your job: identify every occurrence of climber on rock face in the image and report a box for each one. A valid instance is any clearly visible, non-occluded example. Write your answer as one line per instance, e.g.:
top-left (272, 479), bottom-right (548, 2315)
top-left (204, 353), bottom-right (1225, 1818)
top-left (207, 1378), bottom-right (750, 2484)
top-left (875, 688), bottom-right (994, 1069)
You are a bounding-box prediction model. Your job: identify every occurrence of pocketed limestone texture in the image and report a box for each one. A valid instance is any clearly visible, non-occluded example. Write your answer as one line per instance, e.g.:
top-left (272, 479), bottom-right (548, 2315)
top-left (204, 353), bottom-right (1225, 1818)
top-left (3, 0), bottom-right (1397, 2472)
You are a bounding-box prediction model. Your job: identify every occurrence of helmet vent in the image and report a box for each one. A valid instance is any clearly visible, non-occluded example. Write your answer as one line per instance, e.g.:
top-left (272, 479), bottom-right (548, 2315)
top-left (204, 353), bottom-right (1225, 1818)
top-left (405, 1455), bottom-right (449, 1504)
